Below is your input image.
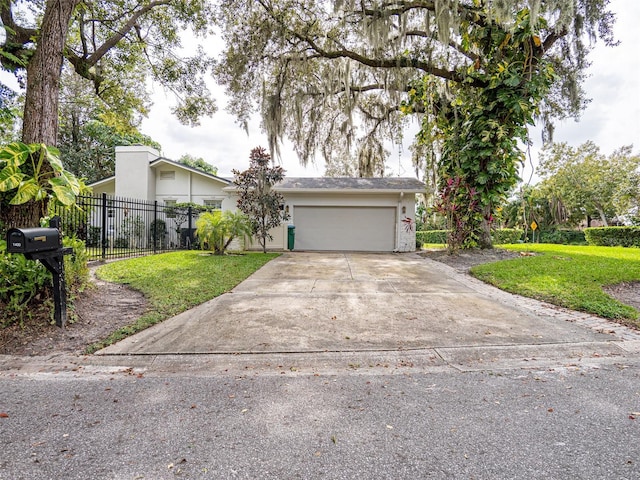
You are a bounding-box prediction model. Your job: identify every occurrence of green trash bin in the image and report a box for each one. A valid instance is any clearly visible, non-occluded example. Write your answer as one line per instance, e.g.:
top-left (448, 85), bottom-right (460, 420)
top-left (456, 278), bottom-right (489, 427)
top-left (287, 225), bottom-right (295, 250)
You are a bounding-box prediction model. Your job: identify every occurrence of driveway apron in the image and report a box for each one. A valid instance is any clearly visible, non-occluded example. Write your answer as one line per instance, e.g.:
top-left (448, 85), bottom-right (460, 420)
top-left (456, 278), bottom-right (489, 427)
top-left (97, 252), bottom-right (624, 357)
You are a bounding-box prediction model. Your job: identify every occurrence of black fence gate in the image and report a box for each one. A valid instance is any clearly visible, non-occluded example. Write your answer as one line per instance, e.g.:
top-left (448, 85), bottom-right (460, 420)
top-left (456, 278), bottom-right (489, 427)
top-left (57, 194), bottom-right (200, 261)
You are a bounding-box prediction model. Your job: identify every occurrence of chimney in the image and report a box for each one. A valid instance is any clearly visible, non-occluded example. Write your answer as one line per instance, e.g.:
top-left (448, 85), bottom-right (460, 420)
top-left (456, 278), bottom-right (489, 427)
top-left (114, 145), bottom-right (160, 200)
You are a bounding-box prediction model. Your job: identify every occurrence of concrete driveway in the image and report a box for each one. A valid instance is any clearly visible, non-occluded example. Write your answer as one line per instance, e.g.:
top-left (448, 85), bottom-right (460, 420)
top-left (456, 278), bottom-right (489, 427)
top-left (98, 252), bottom-right (637, 363)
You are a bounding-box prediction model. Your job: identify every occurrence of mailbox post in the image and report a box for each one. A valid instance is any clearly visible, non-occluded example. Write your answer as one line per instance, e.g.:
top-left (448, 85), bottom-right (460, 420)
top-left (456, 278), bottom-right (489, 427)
top-left (6, 217), bottom-right (73, 327)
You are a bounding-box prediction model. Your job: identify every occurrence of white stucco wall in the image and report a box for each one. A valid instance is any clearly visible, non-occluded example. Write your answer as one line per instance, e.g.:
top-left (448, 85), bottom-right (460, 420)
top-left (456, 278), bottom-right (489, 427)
top-left (283, 191), bottom-right (417, 252)
top-left (396, 195), bottom-right (417, 252)
top-left (226, 190), bottom-right (417, 252)
top-left (90, 179), bottom-right (115, 197)
top-left (152, 165), bottom-right (229, 206)
top-left (114, 146), bottom-right (159, 200)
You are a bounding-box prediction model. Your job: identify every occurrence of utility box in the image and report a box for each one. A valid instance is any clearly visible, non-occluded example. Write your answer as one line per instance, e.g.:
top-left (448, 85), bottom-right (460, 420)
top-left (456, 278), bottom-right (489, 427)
top-left (287, 225), bottom-right (295, 251)
top-left (6, 227), bottom-right (62, 254)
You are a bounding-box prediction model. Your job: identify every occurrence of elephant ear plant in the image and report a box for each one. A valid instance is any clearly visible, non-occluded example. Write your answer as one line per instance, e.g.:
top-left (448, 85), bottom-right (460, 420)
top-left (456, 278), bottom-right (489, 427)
top-left (0, 142), bottom-right (89, 327)
top-left (0, 142), bottom-right (86, 228)
top-left (195, 210), bottom-right (253, 255)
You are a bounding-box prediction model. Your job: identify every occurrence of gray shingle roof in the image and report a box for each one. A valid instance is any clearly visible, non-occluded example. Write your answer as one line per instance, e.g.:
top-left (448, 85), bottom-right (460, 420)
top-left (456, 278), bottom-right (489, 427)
top-left (276, 177), bottom-right (425, 192)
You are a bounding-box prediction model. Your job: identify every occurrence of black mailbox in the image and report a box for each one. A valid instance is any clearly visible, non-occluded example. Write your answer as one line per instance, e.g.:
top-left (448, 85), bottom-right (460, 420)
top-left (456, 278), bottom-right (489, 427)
top-left (6, 227), bottom-right (62, 254)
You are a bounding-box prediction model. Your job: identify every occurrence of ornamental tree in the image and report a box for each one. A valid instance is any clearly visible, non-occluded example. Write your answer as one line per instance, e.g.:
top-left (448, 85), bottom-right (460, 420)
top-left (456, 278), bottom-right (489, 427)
top-left (233, 147), bottom-right (289, 253)
top-left (195, 210), bottom-right (253, 256)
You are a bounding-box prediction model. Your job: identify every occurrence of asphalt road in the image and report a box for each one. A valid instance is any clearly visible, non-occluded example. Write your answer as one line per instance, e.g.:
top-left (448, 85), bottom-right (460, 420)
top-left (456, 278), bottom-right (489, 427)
top-left (1, 358), bottom-right (640, 479)
top-left (2, 252), bottom-right (640, 478)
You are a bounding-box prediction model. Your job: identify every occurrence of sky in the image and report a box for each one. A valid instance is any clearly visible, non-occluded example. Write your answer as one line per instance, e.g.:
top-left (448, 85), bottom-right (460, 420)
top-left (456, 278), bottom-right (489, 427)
top-left (138, 0), bottom-right (640, 180)
top-left (2, 0), bottom-right (638, 181)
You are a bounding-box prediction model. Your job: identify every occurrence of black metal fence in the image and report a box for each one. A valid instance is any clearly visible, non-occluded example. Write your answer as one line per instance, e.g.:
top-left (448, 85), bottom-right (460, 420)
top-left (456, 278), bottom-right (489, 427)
top-left (57, 193), bottom-right (201, 261)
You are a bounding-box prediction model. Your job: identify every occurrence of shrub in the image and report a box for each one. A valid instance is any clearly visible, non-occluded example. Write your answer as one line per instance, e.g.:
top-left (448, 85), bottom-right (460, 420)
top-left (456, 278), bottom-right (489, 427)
top-left (584, 226), bottom-right (640, 247)
top-left (63, 237), bottom-right (90, 297)
top-left (0, 241), bottom-right (50, 326)
top-left (114, 237), bottom-right (128, 248)
top-left (0, 237), bottom-right (90, 327)
top-left (86, 226), bottom-right (101, 247)
top-left (196, 210), bottom-right (253, 255)
top-left (491, 228), bottom-right (523, 244)
top-left (149, 219), bottom-right (167, 248)
top-left (539, 229), bottom-right (586, 245)
top-left (416, 230), bottom-right (448, 245)
top-left (417, 228), bottom-right (524, 246)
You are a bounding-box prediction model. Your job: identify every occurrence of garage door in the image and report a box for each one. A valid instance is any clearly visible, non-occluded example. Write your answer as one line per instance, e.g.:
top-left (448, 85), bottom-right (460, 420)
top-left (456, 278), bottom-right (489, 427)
top-left (293, 206), bottom-right (396, 251)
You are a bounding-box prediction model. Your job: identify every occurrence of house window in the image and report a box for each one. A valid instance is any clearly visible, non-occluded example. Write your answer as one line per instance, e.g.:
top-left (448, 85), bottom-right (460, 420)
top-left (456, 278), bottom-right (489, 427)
top-left (204, 199), bottom-right (222, 210)
top-left (160, 170), bottom-right (175, 180)
top-left (164, 200), bottom-right (177, 218)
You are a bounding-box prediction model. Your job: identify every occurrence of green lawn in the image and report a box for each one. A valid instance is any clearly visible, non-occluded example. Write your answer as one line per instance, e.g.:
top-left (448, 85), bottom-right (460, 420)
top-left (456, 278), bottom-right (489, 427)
top-left (86, 250), bottom-right (279, 353)
top-left (471, 244), bottom-right (640, 327)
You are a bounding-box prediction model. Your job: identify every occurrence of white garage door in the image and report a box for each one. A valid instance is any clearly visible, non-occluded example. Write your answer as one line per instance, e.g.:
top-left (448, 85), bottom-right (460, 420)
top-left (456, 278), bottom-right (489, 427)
top-left (293, 206), bottom-right (396, 251)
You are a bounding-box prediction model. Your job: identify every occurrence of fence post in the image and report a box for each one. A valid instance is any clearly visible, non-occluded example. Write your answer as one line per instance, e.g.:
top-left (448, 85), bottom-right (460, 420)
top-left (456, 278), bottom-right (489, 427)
top-left (101, 192), bottom-right (107, 260)
top-left (153, 200), bottom-right (158, 254)
top-left (188, 205), bottom-right (193, 249)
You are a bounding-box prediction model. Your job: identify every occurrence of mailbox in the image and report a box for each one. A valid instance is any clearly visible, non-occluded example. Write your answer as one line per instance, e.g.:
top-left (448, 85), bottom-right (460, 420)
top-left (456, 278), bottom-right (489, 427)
top-left (6, 227), bottom-right (62, 254)
top-left (5, 218), bottom-right (72, 328)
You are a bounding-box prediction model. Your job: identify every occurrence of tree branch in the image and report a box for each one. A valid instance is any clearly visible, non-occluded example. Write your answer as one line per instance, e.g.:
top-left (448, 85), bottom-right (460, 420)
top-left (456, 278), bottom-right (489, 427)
top-left (255, 0), bottom-right (481, 86)
top-left (294, 30), bottom-right (466, 82)
top-left (86, 0), bottom-right (171, 66)
top-left (65, 1), bottom-right (172, 91)
top-left (0, 2), bottom-right (38, 70)
top-left (0, 3), bottom-right (37, 45)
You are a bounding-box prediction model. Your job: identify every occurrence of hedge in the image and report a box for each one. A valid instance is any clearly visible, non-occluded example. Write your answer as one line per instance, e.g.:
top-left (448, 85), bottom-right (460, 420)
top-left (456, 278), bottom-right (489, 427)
top-left (416, 228), bottom-right (523, 245)
top-left (491, 228), bottom-right (523, 244)
top-left (538, 229), bottom-right (586, 245)
top-left (584, 226), bottom-right (640, 247)
top-left (416, 230), bottom-right (448, 245)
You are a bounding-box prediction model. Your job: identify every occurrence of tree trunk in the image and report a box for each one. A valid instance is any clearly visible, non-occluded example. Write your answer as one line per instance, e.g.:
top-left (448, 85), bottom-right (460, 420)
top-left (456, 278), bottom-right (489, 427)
top-left (478, 217), bottom-right (494, 249)
top-left (476, 204), bottom-right (494, 249)
top-left (22, 0), bottom-right (78, 144)
top-left (1, 0), bottom-right (79, 229)
top-left (595, 206), bottom-right (609, 227)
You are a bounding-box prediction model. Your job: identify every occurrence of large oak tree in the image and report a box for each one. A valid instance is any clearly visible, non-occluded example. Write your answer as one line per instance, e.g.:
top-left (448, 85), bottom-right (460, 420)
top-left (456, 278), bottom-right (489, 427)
top-left (0, 0), bottom-right (216, 227)
top-left (214, 0), bottom-right (617, 248)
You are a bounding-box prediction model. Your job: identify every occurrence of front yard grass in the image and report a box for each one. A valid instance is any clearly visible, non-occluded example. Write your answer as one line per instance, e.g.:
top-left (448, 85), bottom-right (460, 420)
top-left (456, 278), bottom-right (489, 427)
top-left (86, 250), bottom-right (279, 353)
top-left (471, 244), bottom-right (640, 327)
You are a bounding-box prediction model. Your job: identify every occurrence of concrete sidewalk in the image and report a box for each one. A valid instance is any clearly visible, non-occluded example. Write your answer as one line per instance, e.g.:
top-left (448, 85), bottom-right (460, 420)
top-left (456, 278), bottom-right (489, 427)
top-left (97, 252), bottom-right (640, 366)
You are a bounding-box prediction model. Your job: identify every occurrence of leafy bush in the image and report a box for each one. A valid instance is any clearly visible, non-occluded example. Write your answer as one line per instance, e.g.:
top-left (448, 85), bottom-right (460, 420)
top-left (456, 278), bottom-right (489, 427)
top-left (0, 240), bottom-right (51, 326)
top-left (114, 237), bottom-right (128, 248)
top-left (539, 229), bottom-right (586, 245)
top-left (196, 210), bottom-right (253, 255)
top-left (149, 219), bottom-right (167, 248)
top-left (417, 230), bottom-right (448, 245)
top-left (87, 226), bottom-right (101, 247)
top-left (491, 228), bottom-right (523, 244)
top-left (584, 227), bottom-right (640, 247)
top-left (63, 237), bottom-right (90, 296)
top-left (0, 237), bottom-right (90, 327)
top-left (417, 228), bottom-right (524, 246)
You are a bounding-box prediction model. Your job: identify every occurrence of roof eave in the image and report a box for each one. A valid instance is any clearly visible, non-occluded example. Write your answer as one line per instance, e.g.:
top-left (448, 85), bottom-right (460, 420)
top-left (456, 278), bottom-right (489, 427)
top-left (87, 176), bottom-right (116, 187)
top-left (276, 188), bottom-right (424, 194)
top-left (150, 158), bottom-right (231, 185)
